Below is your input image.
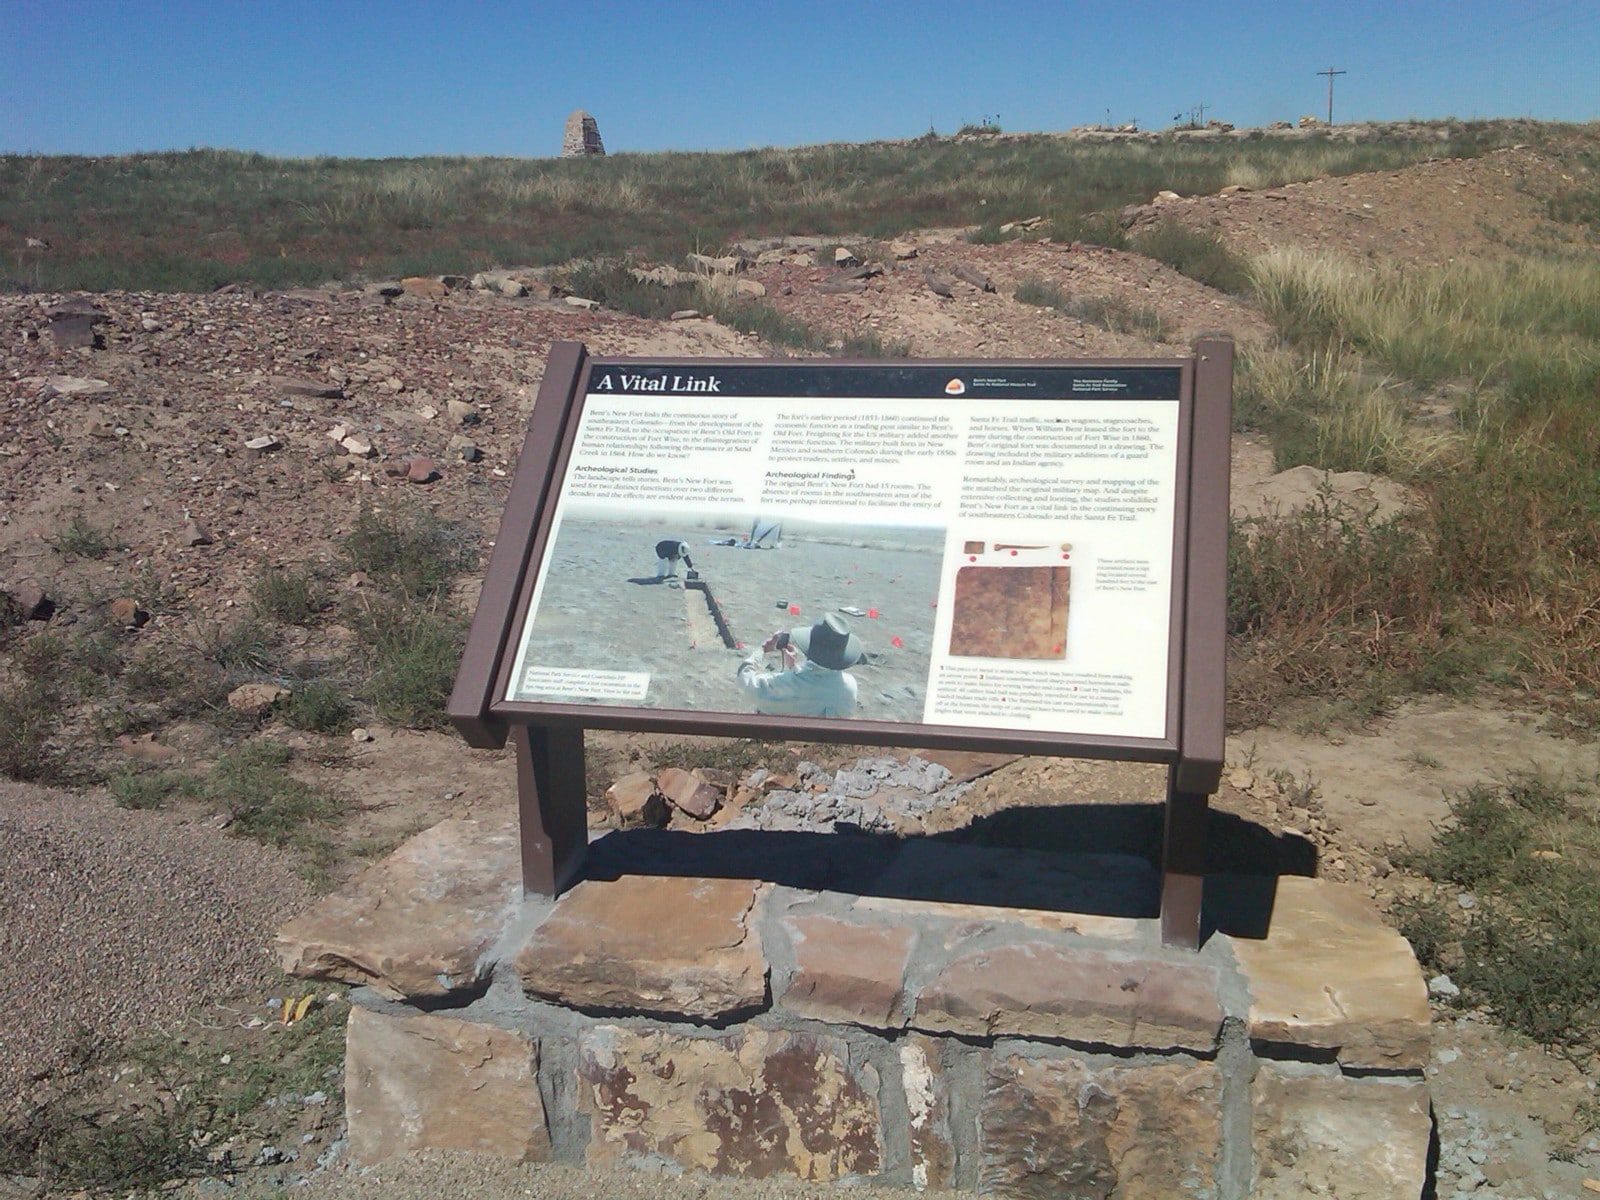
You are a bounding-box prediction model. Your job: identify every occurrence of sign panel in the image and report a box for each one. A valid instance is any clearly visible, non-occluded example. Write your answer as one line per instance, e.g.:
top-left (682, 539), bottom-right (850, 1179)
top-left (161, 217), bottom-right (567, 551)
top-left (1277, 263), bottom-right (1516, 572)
top-left (498, 361), bottom-right (1188, 742)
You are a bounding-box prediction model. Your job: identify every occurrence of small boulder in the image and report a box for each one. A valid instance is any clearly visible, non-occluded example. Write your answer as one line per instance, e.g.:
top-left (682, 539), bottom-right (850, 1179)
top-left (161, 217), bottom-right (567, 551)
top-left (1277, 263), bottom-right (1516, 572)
top-left (227, 683), bottom-right (288, 716)
top-left (406, 456), bottom-right (437, 484)
top-left (182, 520), bottom-right (214, 547)
top-left (669, 309), bottom-right (702, 321)
top-left (446, 400), bottom-right (478, 425)
top-left (400, 276), bottom-right (449, 300)
top-left (656, 767), bottom-right (722, 820)
top-left (833, 246), bottom-right (861, 268)
top-left (564, 296), bottom-right (599, 310)
top-left (108, 597), bottom-right (149, 628)
top-left (48, 315), bottom-right (100, 349)
top-left (889, 240), bottom-right (918, 260)
top-left (606, 772), bottom-right (668, 828)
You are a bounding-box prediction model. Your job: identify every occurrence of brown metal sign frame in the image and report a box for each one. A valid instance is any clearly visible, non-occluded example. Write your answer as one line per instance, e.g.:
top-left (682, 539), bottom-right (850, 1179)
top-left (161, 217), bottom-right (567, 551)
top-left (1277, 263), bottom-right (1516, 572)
top-left (450, 338), bottom-right (1232, 947)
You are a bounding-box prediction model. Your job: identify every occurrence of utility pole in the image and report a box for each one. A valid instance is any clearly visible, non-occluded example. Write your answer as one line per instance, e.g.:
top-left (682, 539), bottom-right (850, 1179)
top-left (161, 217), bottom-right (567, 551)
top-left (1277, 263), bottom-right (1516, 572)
top-left (1317, 66), bottom-right (1346, 125)
top-left (1195, 102), bottom-right (1208, 127)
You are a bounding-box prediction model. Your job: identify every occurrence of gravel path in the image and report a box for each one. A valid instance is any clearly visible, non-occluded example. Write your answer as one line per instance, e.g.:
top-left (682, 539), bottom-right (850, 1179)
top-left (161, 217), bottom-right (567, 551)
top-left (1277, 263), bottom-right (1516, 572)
top-left (197, 1149), bottom-right (959, 1200)
top-left (0, 782), bottom-right (311, 1098)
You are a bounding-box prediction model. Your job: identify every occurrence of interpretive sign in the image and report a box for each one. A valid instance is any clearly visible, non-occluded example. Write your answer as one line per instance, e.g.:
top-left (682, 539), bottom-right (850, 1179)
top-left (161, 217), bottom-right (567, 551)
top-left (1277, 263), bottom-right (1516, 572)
top-left (451, 340), bottom-right (1232, 947)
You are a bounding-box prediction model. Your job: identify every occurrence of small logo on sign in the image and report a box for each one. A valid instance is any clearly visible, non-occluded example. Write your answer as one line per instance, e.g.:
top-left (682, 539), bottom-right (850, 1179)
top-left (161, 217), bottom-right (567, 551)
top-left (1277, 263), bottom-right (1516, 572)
top-left (944, 378), bottom-right (966, 395)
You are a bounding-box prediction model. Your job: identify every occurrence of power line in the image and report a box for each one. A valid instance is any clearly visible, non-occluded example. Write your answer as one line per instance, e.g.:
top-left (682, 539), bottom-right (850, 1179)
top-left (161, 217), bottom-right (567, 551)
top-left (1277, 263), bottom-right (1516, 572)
top-left (1317, 66), bottom-right (1347, 125)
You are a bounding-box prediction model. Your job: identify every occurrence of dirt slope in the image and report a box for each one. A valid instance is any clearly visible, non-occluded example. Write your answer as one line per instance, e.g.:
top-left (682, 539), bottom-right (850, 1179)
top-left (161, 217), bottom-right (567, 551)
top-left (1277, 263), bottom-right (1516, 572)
top-left (4, 137), bottom-right (1600, 1197)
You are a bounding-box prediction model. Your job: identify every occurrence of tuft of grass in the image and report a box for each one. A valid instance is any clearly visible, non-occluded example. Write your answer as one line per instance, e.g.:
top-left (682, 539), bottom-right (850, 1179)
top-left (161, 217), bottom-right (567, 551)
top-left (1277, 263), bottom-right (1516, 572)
top-left (1129, 220), bottom-right (1250, 293)
top-left (194, 616), bottom-right (280, 674)
top-left (1014, 276), bottom-right (1067, 308)
top-left (209, 740), bottom-right (341, 847)
top-left (1395, 775), bottom-right (1600, 1051)
top-left (0, 680), bottom-right (63, 782)
top-left (281, 679), bottom-right (353, 734)
top-left (251, 565), bottom-right (329, 625)
top-left (51, 514), bottom-right (116, 560)
top-left (0, 996), bottom-right (348, 1194)
top-left (342, 507), bottom-right (476, 601)
top-left (108, 769), bottom-right (205, 810)
top-left (352, 597), bottom-right (467, 728)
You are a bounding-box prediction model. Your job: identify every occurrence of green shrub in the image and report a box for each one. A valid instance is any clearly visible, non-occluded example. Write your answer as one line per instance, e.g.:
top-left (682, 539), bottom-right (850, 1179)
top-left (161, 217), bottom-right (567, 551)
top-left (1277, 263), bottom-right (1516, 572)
top-left (1014, 276), bottom-right (1067, 308)
top-left (1130, 220), bottom-right (1250, 292)
top-left (52, 514), bottom-right (116, 560)
top-left (281, 680), bottom-right (353, 734)
top-left (251, 565), bottom-right (329, 625)
top-left (342, 508), bottom-right (476, 600)
top-left (108, 769), bottom-right (204, 809)
top-left (353, 598), bottom-right (467, 728)
top-left (208, 740), bottom-right (341, 845)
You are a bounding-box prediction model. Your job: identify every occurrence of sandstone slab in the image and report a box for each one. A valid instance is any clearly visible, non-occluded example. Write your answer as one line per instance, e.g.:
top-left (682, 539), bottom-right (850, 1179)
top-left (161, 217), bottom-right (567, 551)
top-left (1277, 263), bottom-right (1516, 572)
top-left (345, 1006), bottom-right (551, 1165)
top-left (979, 1054), bottom-right (1222, 1199)
top-left (914, 943), bottom-right (1222, 1051)
top-left (1228, 876), bottom-right (1429, 1068)
top-left (275, 810), bottom-right (520, 999)
top-left (576, 1025), bottom-right (880, 1179)
top-left (516, 875), bottom-right (767, 1020)
top-left (900, 1034), bottom-right (955, 1192)
top-left (1252, 1064), bottom-right (1430, 1199)
top-left (781, 914), bottom-right (914, 1028)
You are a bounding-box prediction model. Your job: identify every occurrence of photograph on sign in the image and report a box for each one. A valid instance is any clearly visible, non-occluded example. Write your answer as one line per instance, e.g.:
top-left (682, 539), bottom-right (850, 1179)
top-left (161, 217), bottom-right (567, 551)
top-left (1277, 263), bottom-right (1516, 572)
top-left (502, 364), bottom-right (1184, 740)
top-left (508, 505), bottom-right (943, 721)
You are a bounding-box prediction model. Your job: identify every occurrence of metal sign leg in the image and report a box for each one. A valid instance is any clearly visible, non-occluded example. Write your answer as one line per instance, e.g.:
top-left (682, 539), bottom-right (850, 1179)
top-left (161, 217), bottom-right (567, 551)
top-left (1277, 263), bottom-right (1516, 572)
top-left (1160, 768), bottom-right (1209, 949)
top-left (512, 723), bottom-right (588, 896)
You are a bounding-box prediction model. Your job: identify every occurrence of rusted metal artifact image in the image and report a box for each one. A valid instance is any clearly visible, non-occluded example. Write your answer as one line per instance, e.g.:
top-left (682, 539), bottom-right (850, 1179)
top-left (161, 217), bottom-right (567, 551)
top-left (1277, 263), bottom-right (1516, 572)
top-left (948, 565), bottom-right (1072, 659)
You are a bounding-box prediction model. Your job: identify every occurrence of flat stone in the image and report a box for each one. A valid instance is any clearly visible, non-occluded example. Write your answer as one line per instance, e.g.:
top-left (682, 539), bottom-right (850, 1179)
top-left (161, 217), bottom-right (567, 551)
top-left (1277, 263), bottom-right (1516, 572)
top-left (181, 520), bottom-right (213, 546)
top-left (900, 1034), bottom-right (954, 1192)
top-left (48, 314), bottom-right (99, 347)
top-left (781, 914), bottom-right (913, 1029)
top-left (979, 1054), bottom-right (1222, 1199)
top-left (564, 295), bottom-right (599, 310)
top-left (817, 278), bottom-right (868, 295)
top-left (855, 895), bottom-right (1140, 941)
top-left (345, 1006), bottom-right (551, 1165)
top-left (605, 772), bottom-right (667, 828)
top-left (340, 434), bottom-right (374, 457)
top-left (405, 455), bottom-right (436, 483)
top-left (271, 375), bottom-right (343, 399)
top-left (446, 399), bottom-right (478, 425)
top-left (576, 1025), bottom-right (881, 1179)
top-left (515, 875), bottom-right (767, 1020)
top-left (38, 374), bottom-right (112, 397)
top-left (657, 766), bottom-right (721, 819)
top-left (914, 943), bottom-right (1222, 1051)
top-left (1251, 1064), bottom-right (1430, 1199)
top-left (244, 435), bottom-right (281, 454)
top-left (1228, 876), bottom-right (1430, 1068)
top-left (670, 308), bottom-right (702, 320)
top-left (275, 810), bottom-right (521, 999)
top-left (226, 682), bottom-right (286, 715)
top-left (952, 263), bottom-right (996, 291)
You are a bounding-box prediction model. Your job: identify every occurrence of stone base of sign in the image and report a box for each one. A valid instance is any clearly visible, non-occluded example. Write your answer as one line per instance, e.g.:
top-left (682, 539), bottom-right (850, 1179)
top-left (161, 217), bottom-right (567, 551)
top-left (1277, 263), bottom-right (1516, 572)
top-left (278, 809), bottom-right (1432, 1198)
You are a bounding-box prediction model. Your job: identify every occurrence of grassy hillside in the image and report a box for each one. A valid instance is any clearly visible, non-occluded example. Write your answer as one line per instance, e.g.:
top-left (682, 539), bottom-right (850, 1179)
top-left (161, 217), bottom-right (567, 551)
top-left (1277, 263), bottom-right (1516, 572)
top-left (1, 123), bottom-right (1520, 293)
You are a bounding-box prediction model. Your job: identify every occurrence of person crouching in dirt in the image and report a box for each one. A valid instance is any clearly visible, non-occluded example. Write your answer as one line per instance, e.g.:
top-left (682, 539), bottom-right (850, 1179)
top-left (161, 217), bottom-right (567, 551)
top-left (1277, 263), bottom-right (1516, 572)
top-left (736, 613), bottom-right (862, 718)
top-left (654, 539), bottom-right (695, 579)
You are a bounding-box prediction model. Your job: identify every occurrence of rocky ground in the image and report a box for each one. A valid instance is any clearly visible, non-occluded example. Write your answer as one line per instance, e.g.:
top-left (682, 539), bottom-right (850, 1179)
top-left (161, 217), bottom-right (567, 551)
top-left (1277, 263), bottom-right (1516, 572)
top-left (3, 136), bottom-right (1599, 1198)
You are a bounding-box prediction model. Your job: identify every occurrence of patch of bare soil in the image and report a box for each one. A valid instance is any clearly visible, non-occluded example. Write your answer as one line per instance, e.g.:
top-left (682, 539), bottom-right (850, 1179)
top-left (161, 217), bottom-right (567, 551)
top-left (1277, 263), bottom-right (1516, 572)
top-left (6, 137), bottom-right (1600, 1196)
top-left (1146, 142), bottom-right (1596, 265)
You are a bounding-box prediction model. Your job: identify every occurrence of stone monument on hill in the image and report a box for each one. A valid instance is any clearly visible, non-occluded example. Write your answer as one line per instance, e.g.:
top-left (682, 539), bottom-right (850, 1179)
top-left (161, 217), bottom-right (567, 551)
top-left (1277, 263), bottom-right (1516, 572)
top-left (561, 110), bottom-right (605, 157)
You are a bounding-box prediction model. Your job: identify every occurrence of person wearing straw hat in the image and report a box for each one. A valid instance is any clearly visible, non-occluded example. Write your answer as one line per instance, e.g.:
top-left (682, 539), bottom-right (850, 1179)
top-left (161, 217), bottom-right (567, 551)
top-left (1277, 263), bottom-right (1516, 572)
top-left (736, 613), bottom-right (862, 718)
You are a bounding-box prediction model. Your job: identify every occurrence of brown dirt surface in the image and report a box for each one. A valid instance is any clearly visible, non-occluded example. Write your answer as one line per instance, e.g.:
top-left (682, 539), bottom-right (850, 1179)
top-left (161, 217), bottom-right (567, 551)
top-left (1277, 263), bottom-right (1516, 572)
top-left (1145, 142), bottom-right (1598, 264)
top-left (5, 132), bottom-right (1600, 1197)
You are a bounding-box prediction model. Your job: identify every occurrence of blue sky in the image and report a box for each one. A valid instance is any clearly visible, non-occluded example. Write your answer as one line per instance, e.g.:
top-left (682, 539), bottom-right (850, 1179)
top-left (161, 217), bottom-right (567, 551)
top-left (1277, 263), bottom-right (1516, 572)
top-left (4, 1), bottom-right (1597, 158)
